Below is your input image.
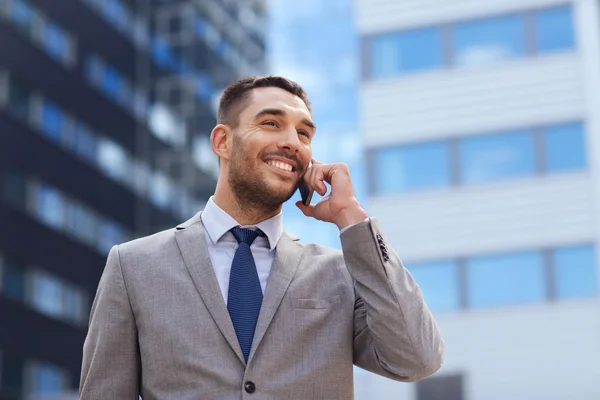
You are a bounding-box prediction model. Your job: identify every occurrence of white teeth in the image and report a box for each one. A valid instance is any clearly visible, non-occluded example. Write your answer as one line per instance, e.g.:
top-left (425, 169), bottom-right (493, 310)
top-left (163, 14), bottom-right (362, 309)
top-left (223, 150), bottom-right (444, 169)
top-left (267, 160), bottom-right (292, 172)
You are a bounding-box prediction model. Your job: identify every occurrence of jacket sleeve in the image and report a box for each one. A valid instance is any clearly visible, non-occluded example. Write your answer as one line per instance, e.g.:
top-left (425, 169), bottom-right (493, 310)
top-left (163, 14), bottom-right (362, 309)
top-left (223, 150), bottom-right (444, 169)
top-left (340, 218), bottom-right (444, 382)
top-left (79, 245), bottom-right (141, 399)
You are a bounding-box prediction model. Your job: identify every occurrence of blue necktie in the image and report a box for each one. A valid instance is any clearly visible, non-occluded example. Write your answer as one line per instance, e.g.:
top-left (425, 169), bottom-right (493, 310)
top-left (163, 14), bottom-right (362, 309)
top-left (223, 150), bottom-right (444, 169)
top-left (227, 227), bottom-right (265, 362)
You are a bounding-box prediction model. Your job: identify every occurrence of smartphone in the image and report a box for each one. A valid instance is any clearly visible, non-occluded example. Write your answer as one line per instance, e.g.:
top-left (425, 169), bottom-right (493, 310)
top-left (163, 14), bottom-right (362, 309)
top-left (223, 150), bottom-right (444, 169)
top-left (298, 180), bottom-right (313, 206)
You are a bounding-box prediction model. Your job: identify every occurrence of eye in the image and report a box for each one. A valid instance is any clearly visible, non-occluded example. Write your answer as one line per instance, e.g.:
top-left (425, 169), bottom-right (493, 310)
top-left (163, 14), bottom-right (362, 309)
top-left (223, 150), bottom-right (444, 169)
top-left (262, 120), bottom-right (279, 127)
top-left (298, 130), bottom-right (310, 138)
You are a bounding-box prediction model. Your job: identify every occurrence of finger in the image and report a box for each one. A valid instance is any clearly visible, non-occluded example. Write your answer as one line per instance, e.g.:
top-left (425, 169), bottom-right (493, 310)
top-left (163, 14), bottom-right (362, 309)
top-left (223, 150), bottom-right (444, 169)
top-left (295, 201), bottom-right (316, 218)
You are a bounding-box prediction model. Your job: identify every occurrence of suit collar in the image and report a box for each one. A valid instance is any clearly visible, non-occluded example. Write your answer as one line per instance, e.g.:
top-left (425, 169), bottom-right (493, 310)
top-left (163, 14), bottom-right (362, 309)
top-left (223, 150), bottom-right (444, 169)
top-left (200, 197), bottom-right (283, 251)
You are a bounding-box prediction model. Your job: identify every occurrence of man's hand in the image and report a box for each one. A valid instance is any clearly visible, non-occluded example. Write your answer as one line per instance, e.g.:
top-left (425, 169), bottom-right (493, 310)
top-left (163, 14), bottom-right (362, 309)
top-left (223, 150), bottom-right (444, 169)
top-left (295, 159), bottom-right (368, 231)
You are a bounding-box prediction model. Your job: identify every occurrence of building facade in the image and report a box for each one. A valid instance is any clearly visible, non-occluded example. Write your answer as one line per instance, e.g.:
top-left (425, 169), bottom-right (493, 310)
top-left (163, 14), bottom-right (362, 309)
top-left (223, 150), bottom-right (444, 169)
top-left (0, 0), bottom-right (264, 398)
top-left (356, 0), bottom-right (600, 399)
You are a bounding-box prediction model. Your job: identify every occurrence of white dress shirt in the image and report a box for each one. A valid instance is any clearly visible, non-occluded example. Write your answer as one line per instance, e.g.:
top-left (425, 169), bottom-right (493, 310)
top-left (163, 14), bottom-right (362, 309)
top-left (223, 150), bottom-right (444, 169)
top-left (201, 197), bottom-right (283, 305)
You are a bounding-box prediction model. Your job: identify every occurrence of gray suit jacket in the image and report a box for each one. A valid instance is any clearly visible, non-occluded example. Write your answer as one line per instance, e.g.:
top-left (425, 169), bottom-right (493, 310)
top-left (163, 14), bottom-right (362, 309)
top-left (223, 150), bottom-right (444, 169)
top-left (80, 213), bottom-right (443, 399)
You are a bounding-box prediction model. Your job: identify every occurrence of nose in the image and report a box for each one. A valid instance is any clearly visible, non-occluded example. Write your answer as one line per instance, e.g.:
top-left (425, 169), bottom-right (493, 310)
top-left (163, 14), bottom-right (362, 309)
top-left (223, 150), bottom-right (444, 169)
top-left (277, 126), bottom-right (300, 154)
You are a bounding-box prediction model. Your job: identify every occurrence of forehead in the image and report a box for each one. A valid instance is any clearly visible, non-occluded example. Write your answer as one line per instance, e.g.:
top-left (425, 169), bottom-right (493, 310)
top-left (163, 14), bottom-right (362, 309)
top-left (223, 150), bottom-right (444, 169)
top-left (243, 87), bottom-right (311, 119)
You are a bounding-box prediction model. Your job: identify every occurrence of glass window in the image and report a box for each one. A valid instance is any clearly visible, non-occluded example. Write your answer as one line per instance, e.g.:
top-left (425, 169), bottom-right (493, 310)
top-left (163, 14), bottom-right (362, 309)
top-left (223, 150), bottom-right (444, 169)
top-left (30, 362), bottom-right (68, 394)
top-left (149, 171), bottom-right (173, 209)
top-left (544, 123), bottom-right (586, 172)
top-left (30, 270), bottom-right (64, 319)
top-left (534, 6), bottom-right (575, 53)
top-left (71, 123), bottom-right (98, 163)
top-left (98, 221), bottom-right (125, 254)
top-left (407, 260), bottom-right (460, 313)
top-left (459, 131), bottom-right (535, 184)
top-left (84, 56), bottom-right (103, 85)
top-left (467, 251), bottom-right (546, 308)
top-left (65, 203), bottom-right (98, 245)
top-left (103, 0), bottom-right (129, 31)
top-left (103, 65), bottom-right (123, 101)
top-left (553, 245), bottom-right (596, 299)
top-left (371, 28), bottom-right (443, 78)
top-left (40, 20), bottom-right (71, 64)
top-left (2, 260), bottom-right (26, 302)
top-left (35, 183), bottom-right (65, 230)
top-left (97, 138), bottom-right (128, 181)
top-left (7, 79), bottom-right (31, 120)
top-left (373, 141), bottom-right (450, 195)
top-left (64, 287), bottom-right (87, 325)
top-left (453, 14), bottom-right (526, 67)
top-left (39, 99), bottom-right (65, 143)
top-left (9, 0), bottom-right (36, 33)
top-left (151, 36), bottom-right (175, 71)
top-left (1, 355), bottom-right (24, 394)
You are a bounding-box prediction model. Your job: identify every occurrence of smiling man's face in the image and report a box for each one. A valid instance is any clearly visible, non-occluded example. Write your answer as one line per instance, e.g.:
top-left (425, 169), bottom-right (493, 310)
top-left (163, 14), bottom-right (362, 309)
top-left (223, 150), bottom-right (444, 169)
top-left (226, 86), bottom-right (315, 210)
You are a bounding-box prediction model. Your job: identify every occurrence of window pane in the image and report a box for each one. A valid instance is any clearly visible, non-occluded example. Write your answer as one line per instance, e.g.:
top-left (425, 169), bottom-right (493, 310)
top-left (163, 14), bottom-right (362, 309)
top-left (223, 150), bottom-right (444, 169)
top-left (371, 28), bottom-right (443, 78)
top-left (97, 138), bottom-right (128, 181)
top-left (467, 251), bottom-right (546, 308)
top-left (39, 99), bottom-right (65, 143)
top-left (453, 14), bottom-right (525, 67)
top-left (553, 245), bottom-right (596, 299)
top-left (103, 65), bottom-right (123, 101)
top-left (9, 0), bottom-right (36, 33)
top-left (2, 172), bottom-right (28, 210)
top-left (98, 221), bottom-right (125, 254)
top-left (35, 184), bottom-right (65, 229)
top-left (71, 123), bottom-right (98, 163)
top-left (459, 131), bottom-right (535, 184)
top-left (7, 79), bottom-right (31, 120)
top-left (31, 362), bottom-right (67, 394)
top-left (31, 271), bottom-right (64, 318)
top-left (65, 203), bottom-right (98, 245)
top-left (2, 355), bottom-right (24, 394)
top-left (2, 260), bottom-right (26, 302)
top-left (535, 6), bottom-right (575, 53)
top-left (544, 123), bottom-right (586, 172)
top-left (407, 260), bottom-right (460, 313)
top-left (373, 142), bottom-right (450, 195)
top-left (41, 21), bottom-right (70, 64)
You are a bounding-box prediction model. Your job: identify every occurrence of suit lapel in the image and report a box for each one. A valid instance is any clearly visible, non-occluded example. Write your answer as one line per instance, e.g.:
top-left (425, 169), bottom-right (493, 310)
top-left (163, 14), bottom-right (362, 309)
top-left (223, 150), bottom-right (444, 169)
top-left (174, 213), bottom-right (245, 365)
top-left (248, 230), bottom-right (303, 364)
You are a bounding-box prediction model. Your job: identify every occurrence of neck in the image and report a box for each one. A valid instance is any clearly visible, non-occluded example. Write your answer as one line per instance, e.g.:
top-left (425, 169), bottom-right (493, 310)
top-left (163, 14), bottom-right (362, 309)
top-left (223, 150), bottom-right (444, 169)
top-left (213, 181), bottom-right (281, 226)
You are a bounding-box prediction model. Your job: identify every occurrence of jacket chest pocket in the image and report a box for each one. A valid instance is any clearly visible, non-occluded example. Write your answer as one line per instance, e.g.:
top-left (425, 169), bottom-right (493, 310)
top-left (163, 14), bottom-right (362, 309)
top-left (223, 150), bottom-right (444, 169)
top-left (291, 294), bottom-right (341, 310)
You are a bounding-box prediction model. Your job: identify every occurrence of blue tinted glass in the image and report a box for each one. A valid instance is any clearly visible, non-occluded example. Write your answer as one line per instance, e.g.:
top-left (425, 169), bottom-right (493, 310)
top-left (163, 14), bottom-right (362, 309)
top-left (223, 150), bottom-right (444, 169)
top-left (42, 22), bottom-right (68, 63)
top-left (103, 66), bottom-right (122, 99)
top-left (374, 142), bottom-right (450, 195)
top-left (10, 0), bottom-right (36, 31)
top-left (34, 364), bottom-right (63, 394)
top-left (371, 28), bottom-right (443, 78)
top-left (73, 124), bottom-right (98, 162)
top-left (554, 245), bottom-right (596, 299)
top-left (40, 100), bottom-right (64, 142)
top-left (407, 260), bottom-right (460, 313)
top-left (151, 36), bottom-right (175, 71)
top-left (103, 0), bottom-right (128, 29)
top-left (544, 123), bottom-right (586, 172)
top-left (2, 261), bottom-right (26, 302)
top-left (535, 6), bottom-right (575, 53)
top-left (459, 131), bottom-right (535, 184)
top-left (453, 14), bottom-right (525, 67)
top-left (467, 251), bottom-right (546, 308)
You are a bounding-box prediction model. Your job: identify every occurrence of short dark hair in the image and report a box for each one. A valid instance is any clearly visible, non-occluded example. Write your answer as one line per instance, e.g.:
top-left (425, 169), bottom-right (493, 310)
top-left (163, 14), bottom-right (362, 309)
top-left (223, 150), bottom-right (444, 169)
top-left (217, 76), bottom-right (311, 128)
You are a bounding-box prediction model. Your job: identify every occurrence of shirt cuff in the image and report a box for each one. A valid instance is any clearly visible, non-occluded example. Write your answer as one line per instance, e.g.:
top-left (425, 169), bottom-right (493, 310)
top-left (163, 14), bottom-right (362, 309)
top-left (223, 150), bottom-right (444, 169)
top-left (339, 218), bottom-right (370, 235)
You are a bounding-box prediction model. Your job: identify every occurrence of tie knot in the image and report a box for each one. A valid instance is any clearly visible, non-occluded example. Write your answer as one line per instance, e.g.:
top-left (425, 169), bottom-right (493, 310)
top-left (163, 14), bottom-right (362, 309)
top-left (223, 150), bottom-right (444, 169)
top-left (230, 227), bottom-right (265, 246)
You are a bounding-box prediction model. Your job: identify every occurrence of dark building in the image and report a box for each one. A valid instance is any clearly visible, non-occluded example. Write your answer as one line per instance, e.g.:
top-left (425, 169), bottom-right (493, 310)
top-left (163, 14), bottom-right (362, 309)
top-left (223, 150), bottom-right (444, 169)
top-left (0, 0), bottom-right (265, 398)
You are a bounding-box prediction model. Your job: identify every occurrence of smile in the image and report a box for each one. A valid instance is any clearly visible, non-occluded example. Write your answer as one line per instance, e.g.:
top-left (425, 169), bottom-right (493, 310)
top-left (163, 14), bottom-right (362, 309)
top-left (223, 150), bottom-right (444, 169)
top-left (264, 159), bottom-right (294, 173)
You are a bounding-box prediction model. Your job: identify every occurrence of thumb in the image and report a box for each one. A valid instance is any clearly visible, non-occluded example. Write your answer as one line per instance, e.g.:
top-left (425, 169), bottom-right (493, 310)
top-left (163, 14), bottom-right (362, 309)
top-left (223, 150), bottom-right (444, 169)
top-left (295, 201), bottom-right (315, 217)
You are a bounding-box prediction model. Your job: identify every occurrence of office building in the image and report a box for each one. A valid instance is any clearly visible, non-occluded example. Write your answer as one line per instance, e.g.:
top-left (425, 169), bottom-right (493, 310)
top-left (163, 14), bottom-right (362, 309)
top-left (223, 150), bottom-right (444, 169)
top-left (0, 0), bottom-right (265, 398)
top-left (356, 0), bottom-right (599, 399)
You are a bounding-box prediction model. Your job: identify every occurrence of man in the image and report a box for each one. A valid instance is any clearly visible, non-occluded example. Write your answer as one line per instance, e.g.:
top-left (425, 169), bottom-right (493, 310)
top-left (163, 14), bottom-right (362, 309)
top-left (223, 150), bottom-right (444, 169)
top-left (80, 76), bottom-right (443, 399)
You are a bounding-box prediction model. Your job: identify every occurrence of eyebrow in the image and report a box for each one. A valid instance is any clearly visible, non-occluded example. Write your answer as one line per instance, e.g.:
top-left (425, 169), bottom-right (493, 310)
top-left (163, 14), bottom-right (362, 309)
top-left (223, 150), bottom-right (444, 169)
top-left (254, 108), bottom-right (317, 132)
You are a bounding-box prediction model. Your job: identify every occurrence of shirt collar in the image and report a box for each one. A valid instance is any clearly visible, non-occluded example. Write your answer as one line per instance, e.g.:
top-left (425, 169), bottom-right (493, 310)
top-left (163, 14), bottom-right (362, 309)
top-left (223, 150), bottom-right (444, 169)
top-left (201, 196), bottom-right (283, 251)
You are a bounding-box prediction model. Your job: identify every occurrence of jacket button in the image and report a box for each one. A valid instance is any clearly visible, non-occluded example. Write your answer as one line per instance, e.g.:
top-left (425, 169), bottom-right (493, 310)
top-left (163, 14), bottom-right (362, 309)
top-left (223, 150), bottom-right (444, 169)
top-left (244, 381), bottom-right (256, 394)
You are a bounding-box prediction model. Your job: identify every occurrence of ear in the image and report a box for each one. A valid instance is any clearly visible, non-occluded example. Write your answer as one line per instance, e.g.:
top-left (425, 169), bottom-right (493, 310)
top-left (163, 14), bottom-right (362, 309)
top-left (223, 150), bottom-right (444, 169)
top-left (210, 124), bottom-right (231, 162)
